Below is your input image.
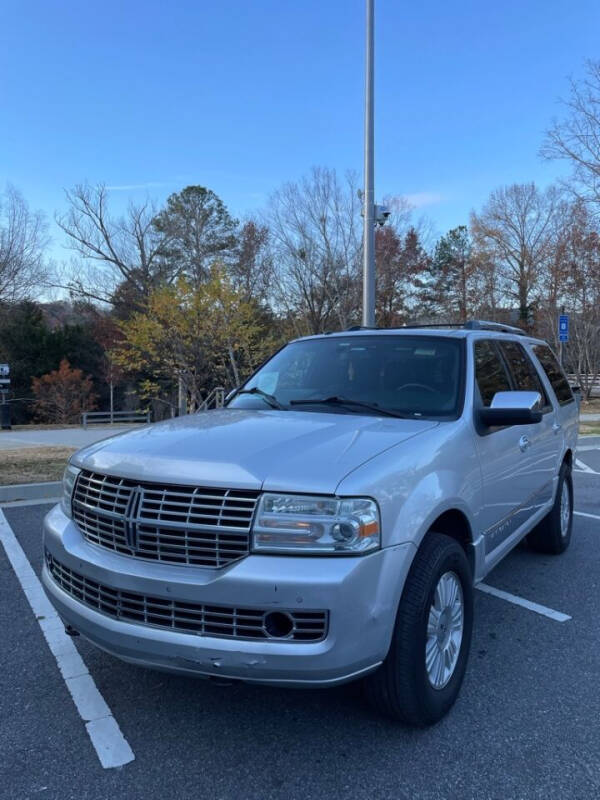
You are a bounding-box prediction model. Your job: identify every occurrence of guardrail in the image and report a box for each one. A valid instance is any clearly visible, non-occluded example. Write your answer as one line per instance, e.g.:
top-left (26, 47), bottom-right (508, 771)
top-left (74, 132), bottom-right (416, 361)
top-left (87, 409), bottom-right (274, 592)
top-left (199, 387), bottom-right (226, 411)
top-left (567, 375), bottom-right (600, 398)
top-left (81, 410), bottom-right (151, 429)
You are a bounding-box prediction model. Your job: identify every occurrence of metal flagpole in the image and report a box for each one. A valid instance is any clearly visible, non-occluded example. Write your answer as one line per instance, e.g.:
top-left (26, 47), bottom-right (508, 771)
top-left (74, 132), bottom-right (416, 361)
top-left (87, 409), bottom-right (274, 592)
top-left (362, 0), bottom-right (375, 327)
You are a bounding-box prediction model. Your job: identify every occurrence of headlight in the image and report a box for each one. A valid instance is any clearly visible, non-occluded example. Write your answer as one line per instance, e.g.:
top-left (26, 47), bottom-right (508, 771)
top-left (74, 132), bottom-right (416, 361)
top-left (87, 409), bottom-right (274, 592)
top-left (252, 494), bottom-right (380, 555)
top-left (61, 464), bottom-right (80, 518)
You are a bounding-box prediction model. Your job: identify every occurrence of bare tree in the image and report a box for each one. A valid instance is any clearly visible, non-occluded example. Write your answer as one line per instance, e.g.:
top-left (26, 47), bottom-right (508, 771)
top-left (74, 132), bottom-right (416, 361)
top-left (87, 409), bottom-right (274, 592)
top-left (0, 185), bottom-right (48, 302)
top-left (56, 183), bottom-right (170, 308)
top-left (537, 220), bottom-right (572, 351)
top-left (230, 219), bottom-right (273, 302)
top-left (266, 167), bottom-right (362, 334)
top-left (542, 61), bottom-right (600, 210)
top-left (547, 201), bottom-right (600, 399)
top-left (470, 183), bottom-right (562, 325)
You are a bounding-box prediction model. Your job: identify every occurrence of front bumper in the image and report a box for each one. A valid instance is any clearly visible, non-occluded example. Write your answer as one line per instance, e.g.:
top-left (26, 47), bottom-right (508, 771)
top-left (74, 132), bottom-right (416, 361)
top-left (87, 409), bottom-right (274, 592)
top-left (42, 504), bottom-right (416, 687)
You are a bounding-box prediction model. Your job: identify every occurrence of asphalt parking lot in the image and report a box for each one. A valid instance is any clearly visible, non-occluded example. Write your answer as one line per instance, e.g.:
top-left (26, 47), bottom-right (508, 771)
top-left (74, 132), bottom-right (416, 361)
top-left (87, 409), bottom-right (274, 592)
top-left (1, 440), bottom-right (599, 800)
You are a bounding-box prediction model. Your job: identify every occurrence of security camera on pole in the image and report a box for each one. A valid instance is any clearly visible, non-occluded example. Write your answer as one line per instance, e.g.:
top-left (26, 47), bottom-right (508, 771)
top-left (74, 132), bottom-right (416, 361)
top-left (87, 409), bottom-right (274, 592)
top-left (362, 0), bottom-right (389, 328)
top-left (0, 363), bottom-right (11, 430)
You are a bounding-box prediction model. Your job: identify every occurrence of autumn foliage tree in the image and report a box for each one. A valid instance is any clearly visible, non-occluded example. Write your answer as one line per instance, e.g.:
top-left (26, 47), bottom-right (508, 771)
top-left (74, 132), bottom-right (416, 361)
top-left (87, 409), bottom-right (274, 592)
top-left (32, 359), bottom-right (97, 423)
top-left (376, 227), bottom-right (428, 326)
top-left (114, 266), bottom-right (276, 411)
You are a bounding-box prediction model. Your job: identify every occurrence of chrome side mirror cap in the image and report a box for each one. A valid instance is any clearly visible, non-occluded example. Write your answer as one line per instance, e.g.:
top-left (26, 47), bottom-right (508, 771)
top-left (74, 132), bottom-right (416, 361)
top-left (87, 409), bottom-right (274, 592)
top-left (479, 391), bottom-right (543, 427)
top-left (490, 391), bottom-right (542, 412)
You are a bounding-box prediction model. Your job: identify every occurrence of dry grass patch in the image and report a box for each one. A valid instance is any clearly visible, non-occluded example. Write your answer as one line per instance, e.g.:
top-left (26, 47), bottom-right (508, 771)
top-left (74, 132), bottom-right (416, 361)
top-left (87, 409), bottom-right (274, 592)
top-left (10, 423), bottom-right (134, 431)
top-left (580, 424), bottom-right (600, 436)
top-left (11, 424), bottom-right (82, 431)
top-left (580, 397), bottom-right (600, 414)
top-left (0, 447), bottom-right (77, 485)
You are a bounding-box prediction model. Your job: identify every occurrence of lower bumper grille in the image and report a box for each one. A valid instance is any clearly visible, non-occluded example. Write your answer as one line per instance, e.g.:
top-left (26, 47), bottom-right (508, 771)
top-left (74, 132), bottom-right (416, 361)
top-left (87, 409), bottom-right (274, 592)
top-left (45, 552), bottom-right (328, 643)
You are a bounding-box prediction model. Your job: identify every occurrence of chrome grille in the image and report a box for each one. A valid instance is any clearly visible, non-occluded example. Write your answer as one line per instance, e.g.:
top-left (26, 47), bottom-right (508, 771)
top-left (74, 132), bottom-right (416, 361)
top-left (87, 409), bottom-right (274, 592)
top-left (72, 470), bottom-right (258, 567)
top-left (46, 553), bottom-right (328, 642)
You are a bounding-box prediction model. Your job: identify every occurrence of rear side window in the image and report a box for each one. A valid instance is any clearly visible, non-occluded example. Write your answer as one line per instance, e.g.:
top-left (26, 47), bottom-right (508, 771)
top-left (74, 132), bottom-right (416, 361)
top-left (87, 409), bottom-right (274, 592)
top-left (474, 340), bottom-right (511, 406)
top-left (532, 345), bottom-right (574, 405)
top-left (499, 341), bottom-right (551, 410)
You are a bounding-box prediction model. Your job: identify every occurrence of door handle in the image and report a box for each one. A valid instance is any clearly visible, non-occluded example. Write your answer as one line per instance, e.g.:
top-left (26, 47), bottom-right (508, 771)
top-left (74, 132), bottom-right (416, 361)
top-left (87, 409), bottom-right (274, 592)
top-left (519, 435), bottom-right (530, 452)
top-left (552, 422), bottom-right (562, 434)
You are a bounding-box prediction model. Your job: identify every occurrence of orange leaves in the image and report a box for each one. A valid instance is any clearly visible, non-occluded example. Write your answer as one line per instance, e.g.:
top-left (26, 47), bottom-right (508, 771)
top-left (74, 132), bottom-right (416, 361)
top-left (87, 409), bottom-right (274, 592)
top-left (32, 359), bottom-right (97, 424)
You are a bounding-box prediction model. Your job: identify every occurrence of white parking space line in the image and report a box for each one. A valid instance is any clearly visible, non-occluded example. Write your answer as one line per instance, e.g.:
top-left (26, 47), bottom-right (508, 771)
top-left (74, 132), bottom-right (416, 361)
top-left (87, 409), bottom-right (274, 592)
top-left (477, 583), bottom-right (571, 622)
top-left (575, 511), bottom-right (600, 521)
top-left (574, 458), bottom-right (600, 475)
top-left (0, 509), bottom-right (134, 769)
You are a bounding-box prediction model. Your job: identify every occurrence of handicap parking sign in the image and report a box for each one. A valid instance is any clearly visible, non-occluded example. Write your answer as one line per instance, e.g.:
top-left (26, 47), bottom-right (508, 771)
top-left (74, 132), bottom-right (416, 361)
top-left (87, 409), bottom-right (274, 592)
top-left (558, 314), bottom-right (569, 342)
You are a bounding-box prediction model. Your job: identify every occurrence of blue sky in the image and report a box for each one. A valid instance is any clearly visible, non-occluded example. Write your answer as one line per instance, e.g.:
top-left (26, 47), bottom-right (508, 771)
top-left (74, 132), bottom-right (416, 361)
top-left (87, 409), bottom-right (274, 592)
top-left (1, 0), bottom-right (599, 263)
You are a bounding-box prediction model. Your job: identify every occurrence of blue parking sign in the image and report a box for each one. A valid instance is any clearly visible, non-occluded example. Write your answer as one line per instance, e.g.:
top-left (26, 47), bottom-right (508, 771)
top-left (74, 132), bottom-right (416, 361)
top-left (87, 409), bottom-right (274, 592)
top-left (558, 314), bottom-right (569, 342)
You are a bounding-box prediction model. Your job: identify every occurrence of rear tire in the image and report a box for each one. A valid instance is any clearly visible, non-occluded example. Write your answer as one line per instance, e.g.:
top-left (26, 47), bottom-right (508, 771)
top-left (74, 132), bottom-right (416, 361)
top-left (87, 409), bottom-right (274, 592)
top-left (364, 532), bottom-right (473, 726)
top-left (527, 462), bottom-right (573, 555)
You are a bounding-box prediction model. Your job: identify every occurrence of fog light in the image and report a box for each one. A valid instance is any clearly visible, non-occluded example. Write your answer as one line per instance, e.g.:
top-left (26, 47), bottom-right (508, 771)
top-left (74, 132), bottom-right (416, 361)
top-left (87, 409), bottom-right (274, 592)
top-left (263, 611), bottom-right (294, 638)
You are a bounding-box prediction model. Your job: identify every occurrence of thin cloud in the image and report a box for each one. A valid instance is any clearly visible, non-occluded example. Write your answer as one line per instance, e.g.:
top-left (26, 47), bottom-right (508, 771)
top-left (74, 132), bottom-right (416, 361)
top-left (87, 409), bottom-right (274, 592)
top-left (401, 191), bottom-right (443, 209)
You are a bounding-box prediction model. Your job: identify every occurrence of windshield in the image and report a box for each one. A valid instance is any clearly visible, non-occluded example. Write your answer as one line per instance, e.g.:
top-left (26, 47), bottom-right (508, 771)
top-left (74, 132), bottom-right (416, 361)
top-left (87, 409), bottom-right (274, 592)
top-left (228, 335), bottom-right (464, 419)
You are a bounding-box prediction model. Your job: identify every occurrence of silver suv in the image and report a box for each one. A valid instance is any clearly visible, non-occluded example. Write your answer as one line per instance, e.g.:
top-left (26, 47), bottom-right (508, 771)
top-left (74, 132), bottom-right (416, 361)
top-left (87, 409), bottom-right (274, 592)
top-left (43, 321), bottom-right (578, 725)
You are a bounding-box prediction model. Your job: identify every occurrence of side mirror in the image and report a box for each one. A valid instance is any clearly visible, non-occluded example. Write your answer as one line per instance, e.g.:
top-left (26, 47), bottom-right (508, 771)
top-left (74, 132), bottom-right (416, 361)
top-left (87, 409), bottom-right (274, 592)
top-left (479, 391), bottom-right (543, 427)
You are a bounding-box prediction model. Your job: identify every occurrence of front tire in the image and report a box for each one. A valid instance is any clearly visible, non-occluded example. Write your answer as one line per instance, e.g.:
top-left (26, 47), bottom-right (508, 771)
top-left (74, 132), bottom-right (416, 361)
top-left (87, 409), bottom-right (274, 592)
top-left (527, 462), bottom-right (573, 555)
top-left (364, 533), bottom-right (473, 726)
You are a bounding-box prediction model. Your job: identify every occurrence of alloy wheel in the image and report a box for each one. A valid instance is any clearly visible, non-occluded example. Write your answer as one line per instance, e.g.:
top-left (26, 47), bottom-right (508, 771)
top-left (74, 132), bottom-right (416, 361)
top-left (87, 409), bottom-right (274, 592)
top-left (560, 481), bottom-right (571, 538)
top-left (426, 571), bottom-right (464, 690)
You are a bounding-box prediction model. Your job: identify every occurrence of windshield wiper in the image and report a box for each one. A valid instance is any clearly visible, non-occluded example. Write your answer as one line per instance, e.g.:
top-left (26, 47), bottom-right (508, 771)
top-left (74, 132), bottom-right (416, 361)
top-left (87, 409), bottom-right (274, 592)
top-left (234, 387), bottom-right (286, 410)
top-left (289, 396), bottom-right (408, 418)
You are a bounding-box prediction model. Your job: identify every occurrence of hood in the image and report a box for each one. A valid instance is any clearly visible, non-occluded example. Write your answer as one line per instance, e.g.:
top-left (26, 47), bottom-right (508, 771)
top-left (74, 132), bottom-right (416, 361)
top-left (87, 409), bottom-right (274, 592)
top-left (73, 409), bottom-right (438, 495)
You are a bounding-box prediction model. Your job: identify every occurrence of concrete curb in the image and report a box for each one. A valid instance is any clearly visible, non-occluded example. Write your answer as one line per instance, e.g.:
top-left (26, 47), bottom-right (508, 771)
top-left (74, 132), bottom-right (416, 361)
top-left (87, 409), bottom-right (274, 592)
top-left (0, 481), bottom-right (62, 504)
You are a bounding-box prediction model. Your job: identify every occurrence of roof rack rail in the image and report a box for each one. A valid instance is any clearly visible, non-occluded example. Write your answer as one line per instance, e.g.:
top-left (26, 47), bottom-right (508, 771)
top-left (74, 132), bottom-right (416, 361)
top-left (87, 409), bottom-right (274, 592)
top-left (464, 320), bottom-right (526, 336)
top-left (399, 323), bottom-right (465, 330)
top-left (341, 321), bottom-right (527, 335)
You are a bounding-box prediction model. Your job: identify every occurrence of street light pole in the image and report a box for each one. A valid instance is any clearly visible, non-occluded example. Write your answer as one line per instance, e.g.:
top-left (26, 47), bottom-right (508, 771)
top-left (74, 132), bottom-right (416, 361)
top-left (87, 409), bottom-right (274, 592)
top-left (362, 0), bottom-right (375, 328)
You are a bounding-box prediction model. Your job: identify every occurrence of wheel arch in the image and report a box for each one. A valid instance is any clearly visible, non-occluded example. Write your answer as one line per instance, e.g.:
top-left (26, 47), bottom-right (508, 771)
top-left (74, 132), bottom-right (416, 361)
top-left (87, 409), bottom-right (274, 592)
top-left (563, 448), bottom-right (573, 471)
top-left (423, 509), bottom-right (475, 575)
